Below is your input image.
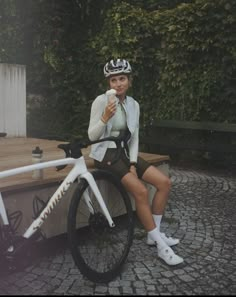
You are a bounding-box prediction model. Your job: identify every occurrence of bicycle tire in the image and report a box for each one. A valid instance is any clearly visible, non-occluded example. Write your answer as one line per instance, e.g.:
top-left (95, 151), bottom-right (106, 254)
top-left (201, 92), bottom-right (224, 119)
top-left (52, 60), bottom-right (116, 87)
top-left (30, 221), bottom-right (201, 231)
top-left (67, 170), bottom-right (134, 283)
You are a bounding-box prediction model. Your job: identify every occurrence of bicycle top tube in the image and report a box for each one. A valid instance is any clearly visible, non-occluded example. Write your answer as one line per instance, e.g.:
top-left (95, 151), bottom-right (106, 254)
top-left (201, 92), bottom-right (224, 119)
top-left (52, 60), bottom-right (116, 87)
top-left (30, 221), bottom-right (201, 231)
top-left (0, 157), bottom-right (78, 180)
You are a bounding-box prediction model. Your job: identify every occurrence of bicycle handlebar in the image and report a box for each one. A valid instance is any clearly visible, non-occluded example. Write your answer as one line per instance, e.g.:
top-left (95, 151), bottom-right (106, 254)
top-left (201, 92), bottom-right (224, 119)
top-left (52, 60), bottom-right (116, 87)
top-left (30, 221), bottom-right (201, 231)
top-left (57, 130), bottom-right (131, 171)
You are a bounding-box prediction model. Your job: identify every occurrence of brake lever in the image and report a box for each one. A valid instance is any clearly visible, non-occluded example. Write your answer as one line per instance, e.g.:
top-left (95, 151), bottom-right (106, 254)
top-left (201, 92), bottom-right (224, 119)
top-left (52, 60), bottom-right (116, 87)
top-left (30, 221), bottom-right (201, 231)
top-left (56, 144), bottom-right (71, 171)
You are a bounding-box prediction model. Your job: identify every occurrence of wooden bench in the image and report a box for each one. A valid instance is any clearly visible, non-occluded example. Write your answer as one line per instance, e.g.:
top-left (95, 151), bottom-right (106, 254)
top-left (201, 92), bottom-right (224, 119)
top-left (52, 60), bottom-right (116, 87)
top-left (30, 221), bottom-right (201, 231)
top-left (140, 120), bottom-right (236, 161)
top-left (0, 137), bottom-right (170, 238)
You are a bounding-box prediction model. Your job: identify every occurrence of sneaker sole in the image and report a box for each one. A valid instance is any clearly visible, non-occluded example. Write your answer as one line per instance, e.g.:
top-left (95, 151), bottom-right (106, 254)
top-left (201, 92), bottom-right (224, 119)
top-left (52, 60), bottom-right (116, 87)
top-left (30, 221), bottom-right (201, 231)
top-left (147, 240), bottom-right (179, 247)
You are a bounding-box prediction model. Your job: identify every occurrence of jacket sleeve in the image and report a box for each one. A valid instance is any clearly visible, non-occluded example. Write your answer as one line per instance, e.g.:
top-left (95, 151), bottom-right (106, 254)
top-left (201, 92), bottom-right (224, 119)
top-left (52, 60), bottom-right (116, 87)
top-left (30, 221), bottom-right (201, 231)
top-left (88, 96), bottom-right (106, 141)
top-left (128, 101), bottom-right (140, 163)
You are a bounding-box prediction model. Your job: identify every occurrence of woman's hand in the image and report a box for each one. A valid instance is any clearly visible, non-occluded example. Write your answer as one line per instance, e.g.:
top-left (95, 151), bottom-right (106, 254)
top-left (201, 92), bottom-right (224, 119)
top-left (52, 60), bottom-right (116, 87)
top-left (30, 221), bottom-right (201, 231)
top-left (102, 98), bottom-right (117, 123)
top-left (129, 165), bottom-right (138, 177)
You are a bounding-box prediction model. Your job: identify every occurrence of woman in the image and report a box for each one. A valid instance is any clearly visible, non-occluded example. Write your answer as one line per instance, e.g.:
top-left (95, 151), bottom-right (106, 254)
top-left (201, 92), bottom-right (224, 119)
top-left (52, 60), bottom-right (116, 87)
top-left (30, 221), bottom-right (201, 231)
top-left (88, 58), bottom-right (183, 266)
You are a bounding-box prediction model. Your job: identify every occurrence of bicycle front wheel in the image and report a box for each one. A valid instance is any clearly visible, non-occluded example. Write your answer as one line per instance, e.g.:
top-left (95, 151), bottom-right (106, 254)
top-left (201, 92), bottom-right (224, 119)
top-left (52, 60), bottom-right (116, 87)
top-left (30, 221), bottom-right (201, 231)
top-left (67, 170), bottom-right (134, 283)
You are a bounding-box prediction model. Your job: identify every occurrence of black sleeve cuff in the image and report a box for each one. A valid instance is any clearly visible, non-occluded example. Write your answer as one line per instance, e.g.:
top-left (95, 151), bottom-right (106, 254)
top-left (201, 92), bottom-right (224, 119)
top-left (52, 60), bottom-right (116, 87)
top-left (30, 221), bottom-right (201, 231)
top-left (130, 162), bottom-right (137, 168)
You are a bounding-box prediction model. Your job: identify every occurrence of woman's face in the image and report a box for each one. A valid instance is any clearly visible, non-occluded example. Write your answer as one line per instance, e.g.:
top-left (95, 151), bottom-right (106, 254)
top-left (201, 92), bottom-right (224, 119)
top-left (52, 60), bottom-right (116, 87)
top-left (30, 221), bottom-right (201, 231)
top-left (108, 74), bottom-right (130, 99)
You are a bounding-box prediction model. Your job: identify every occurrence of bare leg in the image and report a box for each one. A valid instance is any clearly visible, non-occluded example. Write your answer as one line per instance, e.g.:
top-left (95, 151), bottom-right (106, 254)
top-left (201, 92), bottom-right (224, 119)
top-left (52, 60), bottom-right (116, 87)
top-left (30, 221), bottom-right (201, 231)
top-left (121, 169), bottom-right (183, 265)
top-left (121, 166), bottom-right (171, 230)
top-left (141, 165), bottom-right (171, 215)
top-left (142, 165), bottom-right (180, 247)
top-left (121, 172), bottom-right (155, 231)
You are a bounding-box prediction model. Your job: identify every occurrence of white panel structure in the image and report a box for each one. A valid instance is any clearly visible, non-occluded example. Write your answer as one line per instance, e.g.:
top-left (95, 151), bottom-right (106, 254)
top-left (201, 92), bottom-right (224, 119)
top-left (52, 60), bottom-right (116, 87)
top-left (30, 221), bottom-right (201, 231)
top-left (0, 63), bottom-right (26, 137)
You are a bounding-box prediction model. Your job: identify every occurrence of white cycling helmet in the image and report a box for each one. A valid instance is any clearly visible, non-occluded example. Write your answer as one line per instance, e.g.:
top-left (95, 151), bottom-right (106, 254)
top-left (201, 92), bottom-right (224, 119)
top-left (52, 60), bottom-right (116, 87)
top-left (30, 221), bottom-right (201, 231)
top-left (103, 59), bottom-right (132, 78)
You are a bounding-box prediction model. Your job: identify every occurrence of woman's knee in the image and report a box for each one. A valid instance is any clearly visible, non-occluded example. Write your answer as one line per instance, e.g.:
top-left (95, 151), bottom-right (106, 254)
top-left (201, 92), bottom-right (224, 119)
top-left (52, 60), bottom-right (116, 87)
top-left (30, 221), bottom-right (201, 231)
top-left (133, 185), bottom-right (149, 203)
top-left (165, 176), bottom-right (172, 190)
top-left (142, 166), bottom-right (171, 193)
top-left (122, 173), bottom-right (149, 202)
top-left (155, 175), bottom-right (171, 192)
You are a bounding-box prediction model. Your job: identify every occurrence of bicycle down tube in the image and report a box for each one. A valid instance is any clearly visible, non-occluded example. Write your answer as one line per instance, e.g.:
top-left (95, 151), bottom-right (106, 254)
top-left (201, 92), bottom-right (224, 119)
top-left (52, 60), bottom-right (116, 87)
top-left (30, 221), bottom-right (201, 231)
top-left (0, 156), bottom-right (115, 240)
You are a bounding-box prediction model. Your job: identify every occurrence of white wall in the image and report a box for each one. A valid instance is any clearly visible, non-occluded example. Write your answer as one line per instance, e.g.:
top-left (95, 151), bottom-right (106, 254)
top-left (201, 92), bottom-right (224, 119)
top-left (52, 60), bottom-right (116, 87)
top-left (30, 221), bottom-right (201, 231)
top-left (0, 63), bottom-right (26, 137)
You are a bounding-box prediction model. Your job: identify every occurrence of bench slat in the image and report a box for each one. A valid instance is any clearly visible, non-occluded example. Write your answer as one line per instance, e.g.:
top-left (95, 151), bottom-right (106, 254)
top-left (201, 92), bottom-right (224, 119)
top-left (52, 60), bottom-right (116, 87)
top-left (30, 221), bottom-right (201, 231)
top-left (141, 137), bottom-right (236, 153)
top-left (150, 120), bottom-right (236, 132)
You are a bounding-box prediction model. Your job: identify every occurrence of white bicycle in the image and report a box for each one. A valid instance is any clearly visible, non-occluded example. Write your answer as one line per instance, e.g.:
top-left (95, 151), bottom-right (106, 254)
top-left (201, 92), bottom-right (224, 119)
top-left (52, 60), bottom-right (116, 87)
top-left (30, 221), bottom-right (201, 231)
top-left (0, 132), bottom-right (134, 283)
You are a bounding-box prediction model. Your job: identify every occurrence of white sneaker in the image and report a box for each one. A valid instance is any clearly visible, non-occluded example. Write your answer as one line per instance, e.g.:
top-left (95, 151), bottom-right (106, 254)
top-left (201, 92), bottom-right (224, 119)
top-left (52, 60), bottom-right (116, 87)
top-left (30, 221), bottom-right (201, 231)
top-left (157, 246), bottom-right (184, 266)
top-left (147, 232), bottom-right (179, 247)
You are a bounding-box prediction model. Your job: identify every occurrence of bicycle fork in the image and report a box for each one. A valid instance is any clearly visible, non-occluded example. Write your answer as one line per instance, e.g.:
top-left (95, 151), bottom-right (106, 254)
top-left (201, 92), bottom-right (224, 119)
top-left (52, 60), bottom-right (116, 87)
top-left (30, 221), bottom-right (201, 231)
top-left (81, 172), bottom-right (115, 228)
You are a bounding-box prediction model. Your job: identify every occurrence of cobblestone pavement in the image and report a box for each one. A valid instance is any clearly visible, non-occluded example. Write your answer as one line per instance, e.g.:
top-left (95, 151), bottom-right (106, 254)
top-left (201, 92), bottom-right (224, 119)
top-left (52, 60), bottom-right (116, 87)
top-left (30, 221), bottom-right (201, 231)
top-left (0, 166), bottom-right (236, 295)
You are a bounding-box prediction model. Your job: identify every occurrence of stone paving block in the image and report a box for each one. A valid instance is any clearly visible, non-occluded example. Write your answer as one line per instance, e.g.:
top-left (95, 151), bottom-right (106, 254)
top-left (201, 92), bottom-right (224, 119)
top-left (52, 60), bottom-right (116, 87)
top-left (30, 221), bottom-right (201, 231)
top-left (122, 286), bottom-right (134, 294)
top-left (94, 285), bottom-right (108, 294)
top-left (135, 288), bottom-right (148, 295)
top-left (120, 274), bottom-right (136, 281)
top-left (108, 287), bottom-right (120, 295)
top-left (178, 274), bottom-right (195, 282)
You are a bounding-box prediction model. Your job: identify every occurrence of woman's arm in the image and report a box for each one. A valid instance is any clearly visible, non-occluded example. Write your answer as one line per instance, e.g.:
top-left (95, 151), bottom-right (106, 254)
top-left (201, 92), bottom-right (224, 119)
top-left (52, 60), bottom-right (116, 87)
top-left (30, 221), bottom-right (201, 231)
top-left (88, 94), bottom-right (117, 141)
top-left (88, 96), bottom-right (107, 141)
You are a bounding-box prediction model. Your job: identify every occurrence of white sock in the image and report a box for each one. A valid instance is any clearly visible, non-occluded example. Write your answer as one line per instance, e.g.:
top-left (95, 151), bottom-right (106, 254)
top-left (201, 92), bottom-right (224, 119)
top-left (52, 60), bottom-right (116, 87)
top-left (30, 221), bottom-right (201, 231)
top-left (152, 214), bottom-right (162, 232)
top-left (148, 227), bottom-right (167, 250)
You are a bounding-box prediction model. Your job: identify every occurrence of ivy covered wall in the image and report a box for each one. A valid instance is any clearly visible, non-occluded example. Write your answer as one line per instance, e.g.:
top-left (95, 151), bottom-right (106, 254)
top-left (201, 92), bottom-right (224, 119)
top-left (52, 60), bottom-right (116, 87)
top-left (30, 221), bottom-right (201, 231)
top-left (0, 0), bottom-right (235, 139)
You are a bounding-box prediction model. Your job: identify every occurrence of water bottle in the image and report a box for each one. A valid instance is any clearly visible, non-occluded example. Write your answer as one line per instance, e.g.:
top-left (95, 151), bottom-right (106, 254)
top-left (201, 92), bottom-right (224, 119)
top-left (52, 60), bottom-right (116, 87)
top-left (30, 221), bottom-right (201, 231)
top-left (32, 146), bottom-right (43, 179)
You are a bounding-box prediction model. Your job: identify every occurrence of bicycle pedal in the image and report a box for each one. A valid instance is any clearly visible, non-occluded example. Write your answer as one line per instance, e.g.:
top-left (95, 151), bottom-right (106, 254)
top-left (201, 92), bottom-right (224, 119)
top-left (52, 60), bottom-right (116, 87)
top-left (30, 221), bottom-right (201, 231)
top-left (5, 236), bottom-right (28, 257)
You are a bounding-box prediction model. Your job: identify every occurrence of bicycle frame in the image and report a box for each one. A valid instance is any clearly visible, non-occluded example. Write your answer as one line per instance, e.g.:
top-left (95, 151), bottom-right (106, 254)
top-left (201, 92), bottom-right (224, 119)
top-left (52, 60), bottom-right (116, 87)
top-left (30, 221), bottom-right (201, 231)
top-left (0, 155), bottom-right (115, 240)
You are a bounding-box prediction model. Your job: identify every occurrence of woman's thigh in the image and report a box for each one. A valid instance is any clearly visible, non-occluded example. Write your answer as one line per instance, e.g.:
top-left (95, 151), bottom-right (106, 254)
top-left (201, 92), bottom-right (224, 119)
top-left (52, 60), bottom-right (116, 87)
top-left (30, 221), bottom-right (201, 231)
top-left (141, 165), bottom-right (171, 189)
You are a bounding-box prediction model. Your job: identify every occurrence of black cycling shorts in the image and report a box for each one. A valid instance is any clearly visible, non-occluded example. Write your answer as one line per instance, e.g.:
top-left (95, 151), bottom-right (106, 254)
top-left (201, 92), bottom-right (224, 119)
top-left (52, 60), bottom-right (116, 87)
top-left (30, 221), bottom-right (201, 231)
top-left (94, 148), bottom-right (151, 180)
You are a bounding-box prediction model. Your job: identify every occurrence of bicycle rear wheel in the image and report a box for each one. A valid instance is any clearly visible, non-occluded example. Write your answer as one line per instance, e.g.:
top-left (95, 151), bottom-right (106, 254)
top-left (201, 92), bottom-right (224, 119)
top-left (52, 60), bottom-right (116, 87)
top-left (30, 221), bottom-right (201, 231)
top-left (67, 170), bottom-right (134, 283)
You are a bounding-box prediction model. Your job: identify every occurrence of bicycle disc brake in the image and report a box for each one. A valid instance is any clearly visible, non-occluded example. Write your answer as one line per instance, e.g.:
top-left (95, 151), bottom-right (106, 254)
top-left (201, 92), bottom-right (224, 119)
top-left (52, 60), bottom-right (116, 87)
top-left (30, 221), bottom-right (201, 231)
top-left (88, 212), bottom-right (109, 235)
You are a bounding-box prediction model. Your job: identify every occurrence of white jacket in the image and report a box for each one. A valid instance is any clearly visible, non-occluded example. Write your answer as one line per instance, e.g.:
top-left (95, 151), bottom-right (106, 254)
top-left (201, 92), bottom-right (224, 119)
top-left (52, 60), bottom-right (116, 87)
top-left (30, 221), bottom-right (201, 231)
top-left (88, 93), bottom-right (140, 162)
